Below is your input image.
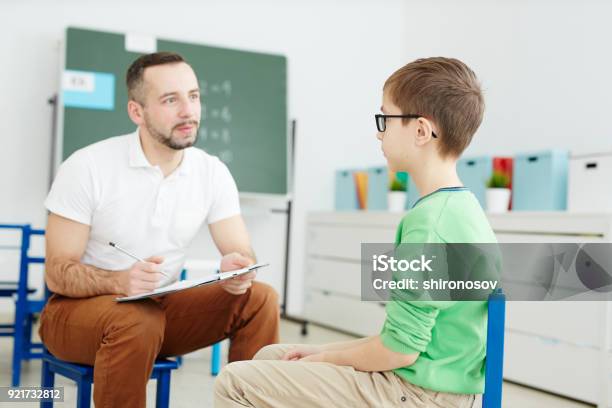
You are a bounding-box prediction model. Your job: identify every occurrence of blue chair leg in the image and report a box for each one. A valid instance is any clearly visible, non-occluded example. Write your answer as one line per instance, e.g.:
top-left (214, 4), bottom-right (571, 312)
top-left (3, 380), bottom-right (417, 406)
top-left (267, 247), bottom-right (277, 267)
top-left (211, 342), bottom-right (221, 376)
top-left (76, 379), bottom-right (92, 408)
top-left (156, 371), bottom-right (171, 408)
top-left (23, 313), bottom-right (34, 360)
top-left (40, 359), bottom-right (55, 408)
top-left (175, 269), bottom-right (187, 368)
top-left (11, 304), bottom-right (25, 386)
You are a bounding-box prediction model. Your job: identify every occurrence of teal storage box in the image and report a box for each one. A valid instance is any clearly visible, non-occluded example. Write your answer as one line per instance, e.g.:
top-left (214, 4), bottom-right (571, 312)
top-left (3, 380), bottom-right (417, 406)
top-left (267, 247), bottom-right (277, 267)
top-left (367, 166), bottom-right (388, 210)
top-left (396, 171), bottom-right (411, 209)
top-left (513, 150), bottom-right (569, 211)
top-left (457, 156), bottom-right (493, 208)
top-left (407, 176), bottom-right (419, 209)
top-left (334, 169), bottom-right (358, 210)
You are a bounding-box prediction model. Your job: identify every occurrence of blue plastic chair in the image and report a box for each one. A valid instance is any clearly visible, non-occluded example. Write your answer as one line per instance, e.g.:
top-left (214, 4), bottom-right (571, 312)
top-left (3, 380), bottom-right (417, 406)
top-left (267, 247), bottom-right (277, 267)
top-left (37, 268), bottom-right (223, 407)
top-left (483, 288), bottom-right (506, 408)
top-left (0, 224), bottom-right (46, 386)
top-left (178, 268), bottom-right (222, 376)
top-left (40, 350), bottom-right (178, 408)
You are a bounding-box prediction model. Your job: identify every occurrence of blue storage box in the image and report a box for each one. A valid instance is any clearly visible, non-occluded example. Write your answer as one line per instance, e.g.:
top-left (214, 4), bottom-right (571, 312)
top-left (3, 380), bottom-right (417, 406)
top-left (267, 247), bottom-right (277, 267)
top-left (457, 156), bottom-right (493, 208)
top-left (513, 150), bottom-right (569, 211)
top-left (366, 166), bottom-right (388, 210)
top-left (334, 169), bottom-right (359, 210)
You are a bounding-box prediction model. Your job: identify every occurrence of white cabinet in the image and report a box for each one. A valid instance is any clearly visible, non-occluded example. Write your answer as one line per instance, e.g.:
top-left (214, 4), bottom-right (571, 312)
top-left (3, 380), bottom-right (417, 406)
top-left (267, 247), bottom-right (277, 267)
top-left (488, 212), bottom-right (612, 407)
top-left (302, 211), bottom-right (612, 407)
top-left (303, 212), bottom-right (401, 336)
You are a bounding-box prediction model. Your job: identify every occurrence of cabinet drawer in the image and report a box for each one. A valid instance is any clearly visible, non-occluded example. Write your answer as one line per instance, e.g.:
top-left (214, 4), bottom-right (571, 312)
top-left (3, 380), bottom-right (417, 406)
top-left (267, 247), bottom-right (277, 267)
top-left (504, 330), bottom-right (599, 404)
top-left (495, 232), bottom-right (604, 243)
top-left (303, 290), bottom-right (386, 336)
top-left (307, 225), bottom-right (395, 261)
top-left (505, 301), bottom-right (603, 349)
top-left (305, 258), bottom-right (361, 298)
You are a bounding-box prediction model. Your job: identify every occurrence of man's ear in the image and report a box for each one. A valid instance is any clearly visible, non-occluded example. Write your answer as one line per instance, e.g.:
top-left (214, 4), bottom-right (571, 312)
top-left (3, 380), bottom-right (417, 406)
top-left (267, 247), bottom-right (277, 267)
top-left (414, 117), bottom-right (435, 146)
top-left (127, 99), bottom-right (145, 126)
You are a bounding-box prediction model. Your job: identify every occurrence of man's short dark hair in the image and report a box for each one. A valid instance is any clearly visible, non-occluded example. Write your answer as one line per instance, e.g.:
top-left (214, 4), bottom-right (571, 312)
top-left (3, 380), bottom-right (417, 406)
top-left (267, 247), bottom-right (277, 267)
top-left (126, 52), bottom-right (186, 104)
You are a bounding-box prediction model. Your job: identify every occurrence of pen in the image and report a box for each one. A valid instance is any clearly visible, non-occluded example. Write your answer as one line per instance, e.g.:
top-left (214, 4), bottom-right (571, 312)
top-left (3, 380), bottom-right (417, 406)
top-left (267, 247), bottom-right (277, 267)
top-left (108, 242), bottom-right (171, 278)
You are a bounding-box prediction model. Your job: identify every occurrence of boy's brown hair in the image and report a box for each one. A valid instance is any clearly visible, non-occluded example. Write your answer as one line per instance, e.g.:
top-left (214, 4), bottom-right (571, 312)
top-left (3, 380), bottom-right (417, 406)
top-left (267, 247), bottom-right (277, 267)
top-left (126, 52), bottom-right (186, 104)
top-left (384, 57), bottom-right (484, 157)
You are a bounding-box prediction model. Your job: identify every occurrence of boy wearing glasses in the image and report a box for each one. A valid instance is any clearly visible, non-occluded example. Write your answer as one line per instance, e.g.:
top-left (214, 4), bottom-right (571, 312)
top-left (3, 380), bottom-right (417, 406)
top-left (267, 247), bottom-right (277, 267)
top-left (215, 57), bottom-right (494, 408)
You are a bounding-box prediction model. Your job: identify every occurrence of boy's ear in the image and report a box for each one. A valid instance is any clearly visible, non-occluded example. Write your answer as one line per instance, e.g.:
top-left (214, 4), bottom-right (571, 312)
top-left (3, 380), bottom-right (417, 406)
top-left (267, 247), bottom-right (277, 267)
top-left (414, 117), bottom-right (436, 146)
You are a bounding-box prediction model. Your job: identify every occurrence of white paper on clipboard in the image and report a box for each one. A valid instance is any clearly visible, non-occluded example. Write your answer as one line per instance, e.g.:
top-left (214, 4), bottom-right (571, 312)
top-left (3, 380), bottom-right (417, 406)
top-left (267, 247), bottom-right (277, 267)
top-left (115, 263), bottom-right (268, 302)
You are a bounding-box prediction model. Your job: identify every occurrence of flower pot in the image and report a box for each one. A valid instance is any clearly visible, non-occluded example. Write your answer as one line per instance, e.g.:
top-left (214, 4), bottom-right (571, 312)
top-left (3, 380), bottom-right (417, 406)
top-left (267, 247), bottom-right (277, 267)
top-left (388, 191), bottom-right (407, 212)
top-left (486, 188), bottom-right (511, 213)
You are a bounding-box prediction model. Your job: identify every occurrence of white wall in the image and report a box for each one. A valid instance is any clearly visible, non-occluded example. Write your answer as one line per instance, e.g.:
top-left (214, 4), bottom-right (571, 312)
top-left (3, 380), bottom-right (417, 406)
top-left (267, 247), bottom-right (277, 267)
top-left (410, 0), bottom-right (612, 158)
top-left (2, 0), bottom-right (612, 316)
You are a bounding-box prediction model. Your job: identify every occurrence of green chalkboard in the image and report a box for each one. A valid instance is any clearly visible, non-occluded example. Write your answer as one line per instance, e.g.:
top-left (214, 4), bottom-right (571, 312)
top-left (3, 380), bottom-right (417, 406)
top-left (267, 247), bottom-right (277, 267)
top-left (62, 27), bottom-right (288, 195)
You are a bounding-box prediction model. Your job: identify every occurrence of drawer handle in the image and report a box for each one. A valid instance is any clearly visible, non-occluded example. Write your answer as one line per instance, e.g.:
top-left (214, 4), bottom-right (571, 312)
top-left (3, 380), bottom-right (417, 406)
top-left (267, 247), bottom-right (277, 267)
top-left (466, 160), bottom-right (476, 166)
top-left (586, 162), bottom-right (598, 169)
top-left (528, 156), bottom-right (538, 162)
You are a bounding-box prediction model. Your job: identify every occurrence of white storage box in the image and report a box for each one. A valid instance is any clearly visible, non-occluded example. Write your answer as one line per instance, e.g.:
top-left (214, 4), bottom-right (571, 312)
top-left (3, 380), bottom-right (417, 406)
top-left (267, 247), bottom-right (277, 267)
top-left (568, 152), bottom-right (612, 212)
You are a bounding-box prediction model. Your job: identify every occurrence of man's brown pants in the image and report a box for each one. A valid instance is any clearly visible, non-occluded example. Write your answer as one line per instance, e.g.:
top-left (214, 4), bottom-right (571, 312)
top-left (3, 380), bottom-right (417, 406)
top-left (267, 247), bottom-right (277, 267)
top-left (39, 281), bottom-right (280, 408)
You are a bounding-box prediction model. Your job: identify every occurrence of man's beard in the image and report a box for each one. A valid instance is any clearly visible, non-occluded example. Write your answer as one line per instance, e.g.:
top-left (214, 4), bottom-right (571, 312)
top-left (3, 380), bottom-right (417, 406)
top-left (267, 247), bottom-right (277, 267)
top-left (145, 118), bottom-right (200, 150)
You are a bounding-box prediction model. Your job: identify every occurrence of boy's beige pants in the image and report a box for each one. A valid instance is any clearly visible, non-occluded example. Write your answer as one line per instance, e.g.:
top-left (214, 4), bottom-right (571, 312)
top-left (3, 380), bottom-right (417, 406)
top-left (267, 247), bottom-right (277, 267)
top-left (215, 344), bottom-right (480, 408)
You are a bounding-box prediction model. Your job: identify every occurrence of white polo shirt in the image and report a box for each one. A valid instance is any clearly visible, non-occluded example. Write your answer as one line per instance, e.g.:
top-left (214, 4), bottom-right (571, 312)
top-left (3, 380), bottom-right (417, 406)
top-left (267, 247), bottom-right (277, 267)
top-left (45, 129), bottom-right (240, 281)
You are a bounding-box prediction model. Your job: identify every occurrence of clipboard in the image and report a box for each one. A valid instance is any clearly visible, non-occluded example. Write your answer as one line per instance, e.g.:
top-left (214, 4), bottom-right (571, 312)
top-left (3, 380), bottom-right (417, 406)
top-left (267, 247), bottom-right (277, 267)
top-left (115, 262), bottom-right (269, 302)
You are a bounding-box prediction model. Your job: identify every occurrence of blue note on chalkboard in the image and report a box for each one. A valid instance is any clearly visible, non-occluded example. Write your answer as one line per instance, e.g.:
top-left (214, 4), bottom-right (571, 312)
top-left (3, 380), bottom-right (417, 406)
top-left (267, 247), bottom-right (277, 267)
top-left (62, 70), bottom-right (115, 110)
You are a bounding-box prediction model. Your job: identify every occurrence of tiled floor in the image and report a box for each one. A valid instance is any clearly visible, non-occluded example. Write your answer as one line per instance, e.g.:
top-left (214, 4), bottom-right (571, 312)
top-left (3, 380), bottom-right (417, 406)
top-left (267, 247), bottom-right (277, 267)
top-left (0, 318), bottom-right (594, 407)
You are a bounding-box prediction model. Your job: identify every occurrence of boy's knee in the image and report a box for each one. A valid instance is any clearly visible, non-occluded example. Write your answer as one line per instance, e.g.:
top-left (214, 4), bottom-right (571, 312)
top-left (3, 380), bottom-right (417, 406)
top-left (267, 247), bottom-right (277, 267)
top-left (214, 366), bottom-right (231, 398)
top-left (214, 361), bottom-right (249, 398)
top-left (253, 344), bottom-right (285, 360)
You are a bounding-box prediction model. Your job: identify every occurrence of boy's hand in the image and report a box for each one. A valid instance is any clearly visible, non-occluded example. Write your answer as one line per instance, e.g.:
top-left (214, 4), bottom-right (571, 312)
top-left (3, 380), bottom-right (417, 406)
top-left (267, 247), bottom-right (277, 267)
top-left (282, 345), bottom-right (323, 361)
top-left (219, 252), bottom-right (256, 295)
top-left (298, 352), bottom-right (327, 363)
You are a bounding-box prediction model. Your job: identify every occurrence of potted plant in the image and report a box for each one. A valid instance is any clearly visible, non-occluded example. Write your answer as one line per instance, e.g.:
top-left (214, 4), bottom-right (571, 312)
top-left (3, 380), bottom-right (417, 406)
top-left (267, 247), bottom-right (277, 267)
top-left (388, 177), bottom-right (407, 212)
top-left (486, 171), bottom-right (511, 213)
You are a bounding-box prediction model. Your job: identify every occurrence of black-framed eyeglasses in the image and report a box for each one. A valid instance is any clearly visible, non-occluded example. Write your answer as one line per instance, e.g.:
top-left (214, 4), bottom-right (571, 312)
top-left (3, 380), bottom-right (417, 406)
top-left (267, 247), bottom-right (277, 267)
top-left (375, 114), bottom-right (438, 138)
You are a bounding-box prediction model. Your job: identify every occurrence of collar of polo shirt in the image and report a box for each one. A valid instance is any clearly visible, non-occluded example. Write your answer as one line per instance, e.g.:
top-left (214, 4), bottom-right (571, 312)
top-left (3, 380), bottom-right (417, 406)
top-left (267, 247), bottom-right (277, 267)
top-left (127, 129), bottom-right (191, 177)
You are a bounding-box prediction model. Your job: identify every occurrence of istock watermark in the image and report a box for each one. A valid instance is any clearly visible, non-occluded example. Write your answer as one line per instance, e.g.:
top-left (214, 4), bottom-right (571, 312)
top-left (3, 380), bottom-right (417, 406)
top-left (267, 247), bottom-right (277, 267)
top-left (371, 254), bottom-right (434, 272)
top-left (361, 243), bottom-right (612, 302)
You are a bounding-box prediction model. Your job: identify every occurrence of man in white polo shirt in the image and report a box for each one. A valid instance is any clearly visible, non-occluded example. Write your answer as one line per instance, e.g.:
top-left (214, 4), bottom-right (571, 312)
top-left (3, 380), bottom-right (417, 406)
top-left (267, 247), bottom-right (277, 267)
top-left (39, 52), bottom-right (279, 408)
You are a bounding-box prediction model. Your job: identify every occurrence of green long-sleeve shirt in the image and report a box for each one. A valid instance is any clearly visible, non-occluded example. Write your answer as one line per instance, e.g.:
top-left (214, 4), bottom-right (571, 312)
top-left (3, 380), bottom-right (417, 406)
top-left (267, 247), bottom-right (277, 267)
top-left (380, 187), bottom-right (497, 394)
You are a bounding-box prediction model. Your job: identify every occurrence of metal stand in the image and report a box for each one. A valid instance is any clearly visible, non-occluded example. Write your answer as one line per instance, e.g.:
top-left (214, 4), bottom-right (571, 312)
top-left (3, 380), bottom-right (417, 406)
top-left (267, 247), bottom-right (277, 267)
top-left (48, 94), bottom-right (58, 189)
top-left (275, 119), bottom-right (309, 334)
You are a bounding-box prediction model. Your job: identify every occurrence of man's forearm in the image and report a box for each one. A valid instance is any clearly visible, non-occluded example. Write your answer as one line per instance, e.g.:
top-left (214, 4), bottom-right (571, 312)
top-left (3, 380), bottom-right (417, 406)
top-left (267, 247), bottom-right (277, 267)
top-left (46, 260), bottom-right (119, 298)
top-left (239, 247), bottom-right (257, 263)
